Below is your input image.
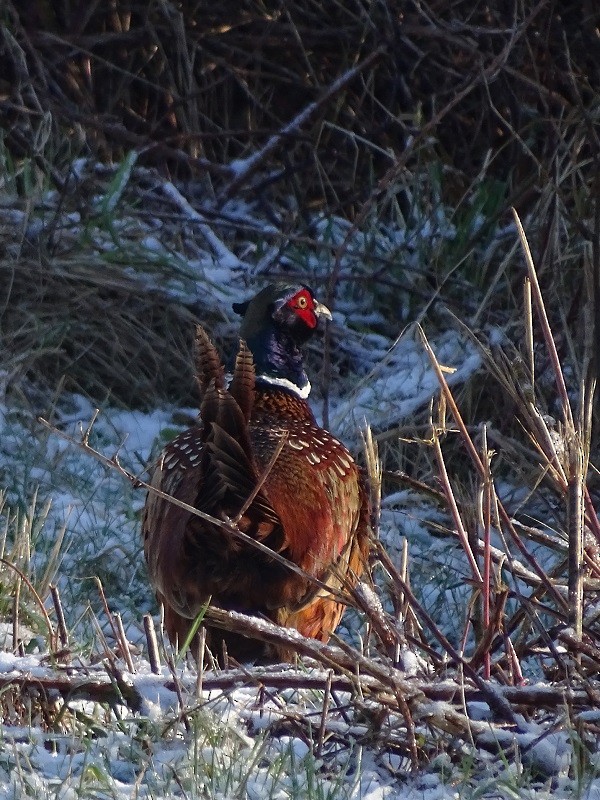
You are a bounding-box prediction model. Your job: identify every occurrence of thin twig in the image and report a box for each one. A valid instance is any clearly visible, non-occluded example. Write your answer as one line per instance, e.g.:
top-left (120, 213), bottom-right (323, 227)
top-left (38, 416), bottom-right (350, 606)
top-left (50, 584), bottom-right (69, 648)
top-left (480, 425), bottom-right (492, 680)
top-left (143, 614), bottom-right (161, 675)
top-left (113, 612), bottom-right (135, 674)
top-left (233, 432), bottom-right (288, 523)
top-left (94, 577), bottom-right (122, 652)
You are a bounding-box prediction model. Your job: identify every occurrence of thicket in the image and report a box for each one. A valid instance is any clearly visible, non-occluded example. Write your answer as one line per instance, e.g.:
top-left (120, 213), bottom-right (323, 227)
top-left (1, 0), bottom-right (600, 775)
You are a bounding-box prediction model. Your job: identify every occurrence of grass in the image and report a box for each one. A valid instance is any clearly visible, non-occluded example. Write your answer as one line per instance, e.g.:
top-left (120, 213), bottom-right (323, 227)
top-left (0, 4), bottom-right (599, 792)
top-left (0, 148), bottom-right (599, 792)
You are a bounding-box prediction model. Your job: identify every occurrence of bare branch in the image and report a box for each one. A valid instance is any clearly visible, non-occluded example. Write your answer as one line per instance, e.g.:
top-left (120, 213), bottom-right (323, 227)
top-left (38, 416), bottom-right (351, 605)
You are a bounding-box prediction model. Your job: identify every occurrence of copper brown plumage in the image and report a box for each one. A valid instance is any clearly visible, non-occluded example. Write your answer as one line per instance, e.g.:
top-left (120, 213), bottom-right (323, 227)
top-left (142, 283), bottom-right (370, 663)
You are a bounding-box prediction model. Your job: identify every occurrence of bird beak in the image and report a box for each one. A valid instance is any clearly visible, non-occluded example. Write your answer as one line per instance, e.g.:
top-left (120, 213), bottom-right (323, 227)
top-left (314, 301), bottom-right (332, 321)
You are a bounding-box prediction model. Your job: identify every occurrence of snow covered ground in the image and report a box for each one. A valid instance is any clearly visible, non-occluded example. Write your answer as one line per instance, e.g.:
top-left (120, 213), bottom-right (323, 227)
top-left (0, 395), bottom-right (595, 797)
top-left (0, 356), bottom-right (474, 800)
top-left (1, 164), bottom-right (599, 798)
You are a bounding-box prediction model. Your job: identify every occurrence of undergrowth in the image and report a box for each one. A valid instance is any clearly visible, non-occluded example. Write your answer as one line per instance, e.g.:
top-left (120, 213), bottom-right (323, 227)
top-left (0, 191), bottom-right (599, 794)
top-left (0, 3), bottom-right (599, 795)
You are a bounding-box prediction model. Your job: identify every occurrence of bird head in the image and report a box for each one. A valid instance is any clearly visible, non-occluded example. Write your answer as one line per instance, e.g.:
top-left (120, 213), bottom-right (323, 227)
top-left (232, 283), bottom-right (331, 397)
top-left (234, 284), bottom-right (331, 345)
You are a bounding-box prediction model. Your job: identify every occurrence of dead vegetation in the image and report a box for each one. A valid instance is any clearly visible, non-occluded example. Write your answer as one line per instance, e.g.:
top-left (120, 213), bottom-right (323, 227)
top-left (23, 239), bottom-right (600, 771)
top-left (1, 1), bottom-right (599, 406)
top-left (1, 255), bottom-right (202, 405)
top-left (1, 1), bottom-right (599, 212)
top-left (1, 0), bottom-right (600, 779)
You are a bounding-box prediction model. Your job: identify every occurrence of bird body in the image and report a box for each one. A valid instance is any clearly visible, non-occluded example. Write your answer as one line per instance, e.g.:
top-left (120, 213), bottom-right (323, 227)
top-left (142, 284), bottom-right (370, 663)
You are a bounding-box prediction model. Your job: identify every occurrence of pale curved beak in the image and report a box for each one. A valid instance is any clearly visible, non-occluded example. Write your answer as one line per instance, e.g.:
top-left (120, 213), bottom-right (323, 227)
top-left (314, 301), bottom-right (332, 321)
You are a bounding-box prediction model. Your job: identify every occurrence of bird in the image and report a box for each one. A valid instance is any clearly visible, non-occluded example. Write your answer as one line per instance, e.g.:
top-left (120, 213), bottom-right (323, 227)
top-left (142, 283), bottom-right (370, 663)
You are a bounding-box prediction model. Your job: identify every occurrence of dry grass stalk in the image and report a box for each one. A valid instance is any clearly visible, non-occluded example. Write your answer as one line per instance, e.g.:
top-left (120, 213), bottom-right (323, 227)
top-left (113, 612), bottom-right (135, 674)
top-left (49, 584), bottom-right (68, 648)
top-left (143, 613), bottom-right (161, 675)
top-left (2, 2), bottom-right (598, 212)
top-left (0, 555), bottom-right (55, 649)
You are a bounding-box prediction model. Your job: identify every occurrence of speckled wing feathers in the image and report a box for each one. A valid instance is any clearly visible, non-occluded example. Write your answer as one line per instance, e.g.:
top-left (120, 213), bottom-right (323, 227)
top-left (143, 321), bottom-right (371, 662)
top-left (246, 408), bottom-right (370, 636)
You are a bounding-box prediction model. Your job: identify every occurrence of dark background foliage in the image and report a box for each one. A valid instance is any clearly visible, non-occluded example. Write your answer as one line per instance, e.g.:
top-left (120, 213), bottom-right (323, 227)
top-left (2, 1), bottom-right (599, 212)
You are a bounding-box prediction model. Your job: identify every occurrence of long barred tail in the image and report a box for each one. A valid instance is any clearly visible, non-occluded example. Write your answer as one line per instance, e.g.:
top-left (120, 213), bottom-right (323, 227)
top-left (194, 324), bottom-right (225, 396)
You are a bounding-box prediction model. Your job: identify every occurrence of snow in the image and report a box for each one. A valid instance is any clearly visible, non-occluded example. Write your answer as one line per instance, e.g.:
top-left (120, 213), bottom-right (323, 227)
top-left (0, 161), bottom-right (598, 799)
top-left (161, 181), bottom-right (241, 269)
top-left (1, 384), bottom-right (594, 798)
top-left (331, 327), bottom-right (482, 440)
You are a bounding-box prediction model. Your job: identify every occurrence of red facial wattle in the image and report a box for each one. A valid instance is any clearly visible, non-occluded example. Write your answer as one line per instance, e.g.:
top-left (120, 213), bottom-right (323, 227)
top-left (286, 289), bottom-right (318, 329)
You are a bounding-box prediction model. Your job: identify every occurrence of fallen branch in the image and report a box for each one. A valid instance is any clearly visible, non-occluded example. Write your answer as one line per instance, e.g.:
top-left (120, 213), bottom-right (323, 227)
top-left (0, 666), bottom-right (142, 711)
top-left (0, 658), bottom-right (594, 714)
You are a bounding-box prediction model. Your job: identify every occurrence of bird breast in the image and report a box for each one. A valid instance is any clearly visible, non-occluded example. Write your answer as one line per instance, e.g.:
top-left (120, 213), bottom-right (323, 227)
top-left (249, 418), bottom-right (362, 574)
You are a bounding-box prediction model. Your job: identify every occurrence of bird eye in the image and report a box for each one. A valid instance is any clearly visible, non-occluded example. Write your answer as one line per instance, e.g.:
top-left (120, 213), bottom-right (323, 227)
top-left (297, 295), bottom-right (308, 309)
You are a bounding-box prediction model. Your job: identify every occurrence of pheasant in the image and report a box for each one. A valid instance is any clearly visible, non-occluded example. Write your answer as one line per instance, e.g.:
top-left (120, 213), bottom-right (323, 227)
top-left (142, 283), bottom-right (370, 663)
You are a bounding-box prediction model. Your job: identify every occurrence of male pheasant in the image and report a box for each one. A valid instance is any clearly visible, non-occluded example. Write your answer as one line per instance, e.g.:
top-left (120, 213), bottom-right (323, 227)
top-left (142, 283), bottom-right (370, 663)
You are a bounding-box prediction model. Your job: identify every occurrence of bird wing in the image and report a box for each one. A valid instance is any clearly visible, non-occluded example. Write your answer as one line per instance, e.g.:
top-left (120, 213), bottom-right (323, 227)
top-left (249, 418), bottom-right (371, 615)
top-left (143, 337), bottom-right (286, 621)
